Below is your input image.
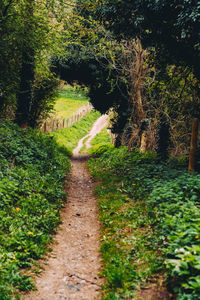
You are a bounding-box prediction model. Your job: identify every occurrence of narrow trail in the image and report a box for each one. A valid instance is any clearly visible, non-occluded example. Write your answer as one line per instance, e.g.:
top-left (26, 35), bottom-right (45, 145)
top-left (73, 114), bottom-right (108, 155)
top-left (24, 157), bottom-right (102, 300)
top-left (23, 117), bottom-right (107, 300)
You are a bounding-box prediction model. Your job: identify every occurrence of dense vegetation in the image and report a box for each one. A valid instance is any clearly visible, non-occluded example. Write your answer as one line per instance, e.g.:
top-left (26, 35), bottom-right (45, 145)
top-left (0, 0), bottom-right (67, 127)
top-left (1, 1), bottom-right (200, 299)
top-left (88, 145), bottom-right (200, 299)
top-left (0, 121), bottom-right (70, 299)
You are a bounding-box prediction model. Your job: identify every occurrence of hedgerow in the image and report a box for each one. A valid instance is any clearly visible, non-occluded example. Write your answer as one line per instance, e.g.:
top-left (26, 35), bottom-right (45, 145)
top-left (0, 121), bottom-right (70, 299)
top-left (88, 146), bottom-right (200, 299)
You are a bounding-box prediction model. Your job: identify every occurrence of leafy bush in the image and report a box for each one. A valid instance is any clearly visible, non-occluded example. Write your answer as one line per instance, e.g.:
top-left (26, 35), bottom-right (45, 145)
top-left (88, 146), bottom-right (200, 299)
top-left (0, 121), bottom-right (70, 299)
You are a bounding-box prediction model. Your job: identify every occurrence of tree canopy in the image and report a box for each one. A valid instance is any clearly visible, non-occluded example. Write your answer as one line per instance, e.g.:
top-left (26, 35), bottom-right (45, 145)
top-left (100, 0), bottom-right (200, 78)
top-left (0, 0), bottom-right (66, 126)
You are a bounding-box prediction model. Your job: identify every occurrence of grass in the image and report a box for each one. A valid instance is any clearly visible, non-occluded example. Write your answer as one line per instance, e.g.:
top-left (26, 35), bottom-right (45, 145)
top-left (51, 110), bottom-right (101, 156)
top-left (57, 85), bottom-right (89, 101)
top-left (88, 157), bottom-right (160, 299)
top-left (89, 128), bottom-right (112, 154)
top-left (88, 146), bottom-right (200, 299)
top-left (53, 85), bottom-right (89, 119)
top-left (79, 126), bottom-right (112, 154)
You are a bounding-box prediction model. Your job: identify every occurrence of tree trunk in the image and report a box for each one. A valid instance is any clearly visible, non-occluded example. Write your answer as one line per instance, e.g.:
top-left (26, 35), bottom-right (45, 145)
top-left (156, 117), bottom-right (170, 161)
top-left (15, 50), bottom-right (35, 127)
top-left (15, 0), bottom-right (35, 127)
top-left (188, 118), bottom-right (199, 172)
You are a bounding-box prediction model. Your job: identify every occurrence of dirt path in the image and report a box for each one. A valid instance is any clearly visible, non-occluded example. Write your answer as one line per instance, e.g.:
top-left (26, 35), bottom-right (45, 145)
top-left (73, 115), bottom-right (108, 155)
top-left (24, 156), bottom-right (103, 300)
top-left (23, 114), bottom-right (109, 300)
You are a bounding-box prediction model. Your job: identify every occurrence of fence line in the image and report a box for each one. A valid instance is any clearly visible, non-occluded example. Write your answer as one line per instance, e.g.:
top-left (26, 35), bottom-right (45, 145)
top-left (41, 103), bottom-right (93, 133)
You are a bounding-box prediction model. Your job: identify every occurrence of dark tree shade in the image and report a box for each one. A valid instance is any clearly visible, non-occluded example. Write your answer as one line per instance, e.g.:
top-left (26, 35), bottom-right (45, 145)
top-left (100, 0), bottom-right (200, 78)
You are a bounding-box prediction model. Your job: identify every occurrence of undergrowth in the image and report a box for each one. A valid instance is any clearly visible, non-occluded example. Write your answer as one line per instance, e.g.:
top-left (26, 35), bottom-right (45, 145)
top-left (51, 110), bottom-right (101, 155)
top-left (88, 146), bottom-right (200, 300)
top-left (0, 121), bottom-right (70, 299)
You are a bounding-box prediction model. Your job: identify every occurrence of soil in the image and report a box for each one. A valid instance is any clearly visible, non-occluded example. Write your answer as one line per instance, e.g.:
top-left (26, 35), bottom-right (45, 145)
top-left (134, 276), bottom-right (171, 300)
top-left (23, 159), bottom-right (103, 300)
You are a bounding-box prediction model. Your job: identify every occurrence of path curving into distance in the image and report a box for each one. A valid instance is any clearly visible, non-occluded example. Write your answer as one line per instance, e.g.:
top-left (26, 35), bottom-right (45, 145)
top-left (23, 116), bottom-right (107, 300)
top-left (73, 114), bottom-right (108, 156)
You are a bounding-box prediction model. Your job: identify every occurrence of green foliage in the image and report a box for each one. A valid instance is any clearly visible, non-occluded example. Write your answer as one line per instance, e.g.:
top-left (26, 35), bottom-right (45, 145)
top-left (101, 0), bottom-right (200, 78)
top-left (88, 148), bottom-right (161, 298)
top-left (88, 146), bottom-right (200, 299)
top-left (29, 75), bottom-right (60, 128)
top-left (0, 121), bottom-right (70, 299)
top-left (89, 143), bottom-right (114, 157)
top-left (0, 0), bottom-right (66, 124)
top-left (51, 110), bottom-right (101, 155)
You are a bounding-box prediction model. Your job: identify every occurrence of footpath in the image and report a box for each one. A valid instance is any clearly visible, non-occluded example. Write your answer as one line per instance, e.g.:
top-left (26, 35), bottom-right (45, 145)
top-left (24, 116), bottom-right (108, 300)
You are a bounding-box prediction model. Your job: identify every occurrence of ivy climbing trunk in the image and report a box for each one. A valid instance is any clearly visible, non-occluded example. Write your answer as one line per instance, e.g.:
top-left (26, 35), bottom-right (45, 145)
top-left (140, 131), bottom-right (147, 152)
top-left (188, 118), bottom-right (199, 172)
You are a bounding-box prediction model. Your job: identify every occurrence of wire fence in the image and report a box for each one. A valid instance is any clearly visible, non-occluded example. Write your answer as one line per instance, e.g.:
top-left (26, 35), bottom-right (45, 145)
top-left (41, 103), bottom-right (93, 133)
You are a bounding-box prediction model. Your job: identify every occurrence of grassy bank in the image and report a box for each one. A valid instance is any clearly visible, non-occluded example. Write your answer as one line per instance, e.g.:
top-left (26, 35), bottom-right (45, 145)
top-left (0, 121), bottom-right (70, 299)
top-left (51, 110), bottom-right (101, 155)
top-left (79, 127), bottom-right (112, 154)
top-left (54, 85), bottom-right (89, 119)
top-left (88, 146), bottom-right (200, 300)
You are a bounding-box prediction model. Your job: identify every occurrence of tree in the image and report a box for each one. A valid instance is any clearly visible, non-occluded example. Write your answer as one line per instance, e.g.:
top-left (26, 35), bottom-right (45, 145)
top-left (54, 42), bottom-right (130, 144)
top-left (53, 2), bottom-right (132, 145)
top-left (0, 0), bottom-right (66, 126)
top-left (0, 0), bottom-right (22, 118)
top-left (99, 0), bottom-right (200, 167)
top-left (100, 0), bottom-right (200, 78)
